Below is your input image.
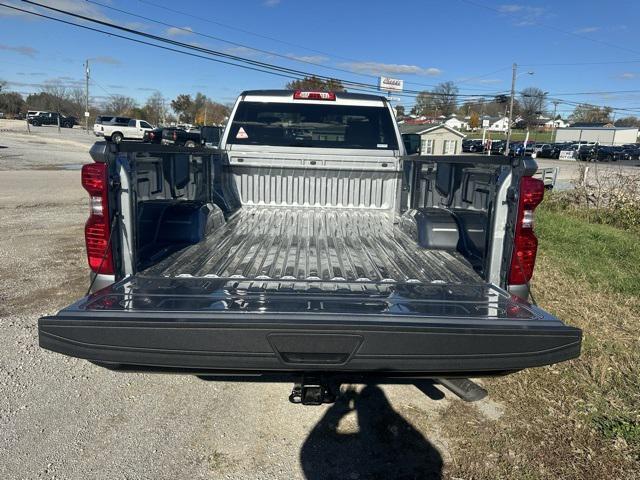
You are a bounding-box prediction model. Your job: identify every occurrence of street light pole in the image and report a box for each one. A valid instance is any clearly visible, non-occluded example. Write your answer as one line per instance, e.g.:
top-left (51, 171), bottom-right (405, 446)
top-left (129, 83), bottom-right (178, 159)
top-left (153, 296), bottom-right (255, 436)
top-left (505, 63), bottom-right (517, 155)
top-left (85, 59), bottom-right (90, 135)
top-left (551, 100), bottom-right (559, 143)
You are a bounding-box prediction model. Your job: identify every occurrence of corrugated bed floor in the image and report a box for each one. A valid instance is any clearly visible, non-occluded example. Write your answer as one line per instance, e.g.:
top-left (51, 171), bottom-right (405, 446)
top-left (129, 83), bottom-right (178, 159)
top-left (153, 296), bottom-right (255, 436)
top-left (142, 207), bottom-right (481, 284)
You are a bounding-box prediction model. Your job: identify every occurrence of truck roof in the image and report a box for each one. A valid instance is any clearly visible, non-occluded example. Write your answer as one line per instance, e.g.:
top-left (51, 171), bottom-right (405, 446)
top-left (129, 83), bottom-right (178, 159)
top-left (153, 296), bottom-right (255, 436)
top-left (239, 89), bottom-right (388, 103)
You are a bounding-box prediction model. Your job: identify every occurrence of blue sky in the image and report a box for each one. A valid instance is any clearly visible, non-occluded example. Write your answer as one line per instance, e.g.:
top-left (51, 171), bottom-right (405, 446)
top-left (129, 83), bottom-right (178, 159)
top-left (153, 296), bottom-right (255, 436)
top-left (1, 0), bottom-right (640, 118)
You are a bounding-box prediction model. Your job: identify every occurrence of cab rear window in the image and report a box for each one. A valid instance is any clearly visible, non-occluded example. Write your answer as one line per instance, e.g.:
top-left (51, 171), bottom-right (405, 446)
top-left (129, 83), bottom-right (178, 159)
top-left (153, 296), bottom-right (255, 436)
top-left (227, 102), bottom-right (398, 149)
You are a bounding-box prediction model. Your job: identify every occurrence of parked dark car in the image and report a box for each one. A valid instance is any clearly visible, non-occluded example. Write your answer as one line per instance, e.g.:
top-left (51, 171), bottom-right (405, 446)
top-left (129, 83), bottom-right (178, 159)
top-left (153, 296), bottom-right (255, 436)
top-left (161, 127), bottom-right (201, 147)
top-left (489, 140), bottom-right (505, 154)
top-left (591, 145), bottom-right (625, 162)
top-left (28, 112), bottom-right (76, 128)
top-left (143, 127), bottom-right (164, 144)
top-left (462, 139), bottom-right (485, 153)
top-left (622, 144), bottom-right (640, 160)
top-left (538, 143), bottom-right (571, 159)
top-left (576, 145), bottom-right (594, 161)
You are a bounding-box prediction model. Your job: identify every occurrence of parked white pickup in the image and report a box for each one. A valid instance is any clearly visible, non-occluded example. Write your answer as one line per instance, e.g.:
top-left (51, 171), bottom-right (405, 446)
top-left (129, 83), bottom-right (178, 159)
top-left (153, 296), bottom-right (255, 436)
top-left (95, 118), bottom-right (154, 143)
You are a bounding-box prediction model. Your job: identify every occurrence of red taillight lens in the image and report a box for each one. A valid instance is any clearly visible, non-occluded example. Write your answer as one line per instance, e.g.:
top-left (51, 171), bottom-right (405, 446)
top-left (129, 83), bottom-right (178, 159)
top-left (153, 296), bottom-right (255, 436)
top-left (509, 176), bottom-right (544, 286)
top-left (81, 163), bottom-right (114, 275)
top-left (293, 90), bottom-right (336, 101)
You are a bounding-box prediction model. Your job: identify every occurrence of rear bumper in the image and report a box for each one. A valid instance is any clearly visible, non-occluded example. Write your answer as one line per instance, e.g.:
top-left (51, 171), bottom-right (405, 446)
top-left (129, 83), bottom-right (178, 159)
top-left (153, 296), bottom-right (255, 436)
top-left (38, 313), bottom-right (582, 376)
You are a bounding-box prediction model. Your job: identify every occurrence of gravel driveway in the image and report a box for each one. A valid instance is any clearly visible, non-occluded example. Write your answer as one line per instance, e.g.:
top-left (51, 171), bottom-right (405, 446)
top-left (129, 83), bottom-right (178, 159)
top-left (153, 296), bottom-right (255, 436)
top-left (0, 128), bottom-right (472, 479)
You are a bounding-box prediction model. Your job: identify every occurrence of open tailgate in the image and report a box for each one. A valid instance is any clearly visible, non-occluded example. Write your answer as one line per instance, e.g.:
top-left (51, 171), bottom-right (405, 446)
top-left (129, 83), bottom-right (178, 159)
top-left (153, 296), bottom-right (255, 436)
top-left (39, 277), bottom-right (581, 376)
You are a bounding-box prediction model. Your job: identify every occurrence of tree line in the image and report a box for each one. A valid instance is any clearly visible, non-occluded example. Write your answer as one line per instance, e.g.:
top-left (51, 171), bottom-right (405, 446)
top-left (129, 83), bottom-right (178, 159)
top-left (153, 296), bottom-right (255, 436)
top-left (0, 80), bottom-right (231, 126)
top-left (2, 77), bottom-right (639, 128)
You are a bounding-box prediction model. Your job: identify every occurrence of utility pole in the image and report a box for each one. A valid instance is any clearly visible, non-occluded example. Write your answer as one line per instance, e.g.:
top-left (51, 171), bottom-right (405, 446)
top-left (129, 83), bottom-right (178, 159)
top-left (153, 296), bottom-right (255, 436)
top-left (85, 59), bottom-right (90, 135)
top-left (505, 62), bottom-right (517, 156)
top-left (551, 100), bottom-right (559, 143)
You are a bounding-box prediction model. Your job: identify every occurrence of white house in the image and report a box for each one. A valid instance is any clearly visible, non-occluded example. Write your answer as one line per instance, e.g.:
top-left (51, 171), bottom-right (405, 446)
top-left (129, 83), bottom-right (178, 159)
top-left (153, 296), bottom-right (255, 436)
top-left (399, 123), bottom-right (467, 155)
top-left (543, 118), bottom-right (567, 129)
top-left (443, 114), bottom-right (469, 131)
top-left (488, 116), bottom-right (509, 132)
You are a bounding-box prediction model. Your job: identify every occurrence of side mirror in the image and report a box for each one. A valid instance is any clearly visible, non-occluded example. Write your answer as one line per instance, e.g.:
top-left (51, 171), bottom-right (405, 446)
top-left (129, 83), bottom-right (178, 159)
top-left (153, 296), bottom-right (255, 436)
top-left (402, 133), bottom-right (420, 155)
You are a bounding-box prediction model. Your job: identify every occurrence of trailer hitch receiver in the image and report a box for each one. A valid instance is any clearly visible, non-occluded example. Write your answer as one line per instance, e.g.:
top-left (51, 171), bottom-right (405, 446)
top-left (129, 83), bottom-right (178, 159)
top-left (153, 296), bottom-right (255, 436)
top-left (289, 377), bottom-right (338, 405)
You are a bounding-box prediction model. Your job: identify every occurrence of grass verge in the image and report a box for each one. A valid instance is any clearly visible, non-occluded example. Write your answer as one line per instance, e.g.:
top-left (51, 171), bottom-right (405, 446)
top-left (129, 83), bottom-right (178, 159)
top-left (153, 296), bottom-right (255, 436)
top-left (440, 205), bottom-right (640, 479)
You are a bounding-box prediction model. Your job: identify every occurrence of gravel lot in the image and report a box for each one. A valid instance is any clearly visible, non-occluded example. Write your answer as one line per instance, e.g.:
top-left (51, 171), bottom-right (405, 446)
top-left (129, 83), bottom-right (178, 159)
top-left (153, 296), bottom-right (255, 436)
top-left (0, 125), bottom-right (466, 479)
top-left (0, 122), bottom-right (633, 479)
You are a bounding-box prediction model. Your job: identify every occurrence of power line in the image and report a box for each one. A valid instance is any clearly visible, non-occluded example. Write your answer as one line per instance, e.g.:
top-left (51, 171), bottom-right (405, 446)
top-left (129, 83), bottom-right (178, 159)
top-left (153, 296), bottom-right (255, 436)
top-left (132, 0), bottom-right (503, 92)
top-left (13, 1), bottom-right (506, 100)
top-left (546, 89), bottom-right (640, 96)
top-left (134, 0), bottom-right (365, 65)
top-left (521, 60), bottom-right (640, 67)
top-left (13, 1), bottom-right (638, 117)
top-left (85, 0), bottom-right (386, 85)
top-left (2, 3), bottom-right (310, 83)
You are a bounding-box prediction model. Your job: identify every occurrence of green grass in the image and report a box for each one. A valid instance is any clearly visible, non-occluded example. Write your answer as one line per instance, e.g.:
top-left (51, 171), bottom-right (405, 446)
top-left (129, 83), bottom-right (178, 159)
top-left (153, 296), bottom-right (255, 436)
top-left (536, 208), bottom-right (640, 296)
top-left (464, 129), bottom-right (554, 142)
top-left (441, 207), bottom-right (640, 479)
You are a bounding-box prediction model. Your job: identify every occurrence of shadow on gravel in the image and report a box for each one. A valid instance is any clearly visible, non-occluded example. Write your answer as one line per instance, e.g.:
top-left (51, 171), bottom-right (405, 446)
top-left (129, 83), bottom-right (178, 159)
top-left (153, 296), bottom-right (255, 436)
top-left (300, 385), bottom-right (443, 480)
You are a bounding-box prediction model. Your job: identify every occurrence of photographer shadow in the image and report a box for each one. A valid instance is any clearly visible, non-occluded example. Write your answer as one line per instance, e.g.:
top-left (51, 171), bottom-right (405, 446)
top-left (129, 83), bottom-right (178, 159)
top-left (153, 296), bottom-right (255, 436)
top-left (300, 385), bottom-right (443, 480)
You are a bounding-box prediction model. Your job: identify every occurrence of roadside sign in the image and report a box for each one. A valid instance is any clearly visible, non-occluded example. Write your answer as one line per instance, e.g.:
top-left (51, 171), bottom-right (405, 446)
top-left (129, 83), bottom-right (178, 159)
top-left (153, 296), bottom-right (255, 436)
top-left (559, 150), bottom-right (576, 160)
top-left (379, 76), bottom-right (403, 92)
top-left (482, 119), bottom-right (489, 128)
top-left (84, 111), bottom-right (90, 117)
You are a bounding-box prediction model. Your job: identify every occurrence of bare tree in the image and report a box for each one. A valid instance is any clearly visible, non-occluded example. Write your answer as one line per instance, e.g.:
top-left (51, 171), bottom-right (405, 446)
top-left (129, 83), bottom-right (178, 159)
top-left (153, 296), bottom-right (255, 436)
top-left (41, 83), bottom-right (69, 113)
top-left (411, 91), bottom-right (437, 116)
top-left (286, 76), bottom-right (345, 92)
top-left (143, 91), bottom-right (167, 125)
top-left (104, 95), bottom-right (138, 116)
top-left (432, 81), bottom-right (459, 116)
top-left (519, 87), bottom-right (547, 128)
top-left (570, 104), bottom-right (614, 123)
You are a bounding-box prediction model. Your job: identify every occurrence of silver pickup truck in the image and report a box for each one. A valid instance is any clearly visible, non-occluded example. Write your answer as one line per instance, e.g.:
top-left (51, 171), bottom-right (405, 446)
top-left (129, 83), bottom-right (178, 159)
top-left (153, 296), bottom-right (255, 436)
top-left (39, 90), bottom-right (581, 403)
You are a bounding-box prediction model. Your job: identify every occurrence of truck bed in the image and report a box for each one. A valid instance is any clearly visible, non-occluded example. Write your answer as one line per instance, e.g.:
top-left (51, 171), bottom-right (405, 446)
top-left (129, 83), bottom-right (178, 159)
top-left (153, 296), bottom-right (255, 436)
top-left (141, 206), bottom-right (482, 285)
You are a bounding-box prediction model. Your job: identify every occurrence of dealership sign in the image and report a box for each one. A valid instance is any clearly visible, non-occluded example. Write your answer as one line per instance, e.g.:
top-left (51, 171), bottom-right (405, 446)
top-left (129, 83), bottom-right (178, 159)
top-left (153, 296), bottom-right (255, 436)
top-left (379, 76), bottom-right (404, 92)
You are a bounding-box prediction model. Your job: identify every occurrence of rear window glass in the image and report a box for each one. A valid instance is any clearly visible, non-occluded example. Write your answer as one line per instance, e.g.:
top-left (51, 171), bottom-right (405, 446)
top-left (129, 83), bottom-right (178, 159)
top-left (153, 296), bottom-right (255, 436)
top-left (227, 101), bottom-right (398, 149)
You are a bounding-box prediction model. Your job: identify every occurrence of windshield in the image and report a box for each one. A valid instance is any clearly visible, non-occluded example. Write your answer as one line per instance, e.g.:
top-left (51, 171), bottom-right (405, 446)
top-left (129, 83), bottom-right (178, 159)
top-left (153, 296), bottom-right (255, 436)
top-left (227, 101), bottom-right (398, 149)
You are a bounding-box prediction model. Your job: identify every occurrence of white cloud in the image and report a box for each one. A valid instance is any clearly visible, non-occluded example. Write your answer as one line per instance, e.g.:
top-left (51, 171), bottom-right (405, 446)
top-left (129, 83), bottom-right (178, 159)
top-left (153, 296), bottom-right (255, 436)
top-left (498, 4), bottom-right (524, 13)
top-left (166, 26), bottom-right (193, 37)
top-left (497, 3), bottom-right (545, 26)
top-left (573, 26), bottom-right (600, 34)
top-left (91, 55), bottom-right (121, 65)
top-left (619, 72), bottom-right (637, 79)
top-left (339, 61), bottom-right (441, 77)
top-left (286, 54), bottom-right (329, 64)
top-left (0, 0), bottom-right (113, 22)
top-left (476, 78), bottom-right (503, 84)
top-left (0, 43), bottom-right (38, 57)
top-left (263, 0), bottom-right (281, 6)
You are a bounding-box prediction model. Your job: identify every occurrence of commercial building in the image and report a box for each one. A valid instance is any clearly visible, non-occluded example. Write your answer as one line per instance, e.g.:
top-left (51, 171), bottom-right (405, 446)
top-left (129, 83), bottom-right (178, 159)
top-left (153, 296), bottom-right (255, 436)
top-left (554, 127), bottom-right (638, 145)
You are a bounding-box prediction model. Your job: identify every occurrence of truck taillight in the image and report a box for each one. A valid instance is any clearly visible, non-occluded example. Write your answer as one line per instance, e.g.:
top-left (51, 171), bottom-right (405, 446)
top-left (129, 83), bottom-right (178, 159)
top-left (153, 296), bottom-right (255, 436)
top-left (508, 176), bottom-right (544, 286)
top-left (293, 90), bottom-right (336, 101)
top-left (81, 163), bottom-right (114, 275)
